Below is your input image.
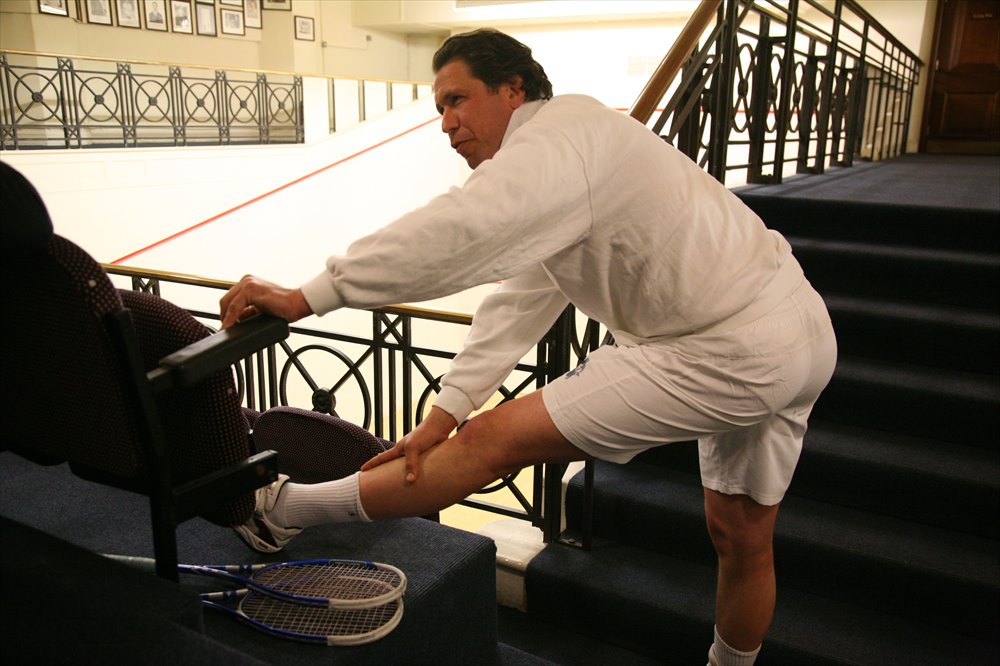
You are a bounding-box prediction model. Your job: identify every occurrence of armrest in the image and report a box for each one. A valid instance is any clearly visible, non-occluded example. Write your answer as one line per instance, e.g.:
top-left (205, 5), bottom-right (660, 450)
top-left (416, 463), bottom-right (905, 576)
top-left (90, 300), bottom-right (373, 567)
top-left (147, 314), bottom-right (289, 392)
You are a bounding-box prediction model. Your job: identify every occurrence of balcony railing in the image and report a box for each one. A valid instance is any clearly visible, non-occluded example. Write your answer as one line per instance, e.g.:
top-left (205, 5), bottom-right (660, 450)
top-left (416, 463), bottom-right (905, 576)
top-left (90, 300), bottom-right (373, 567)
top-left (0, 49), bottom-right (432, 150)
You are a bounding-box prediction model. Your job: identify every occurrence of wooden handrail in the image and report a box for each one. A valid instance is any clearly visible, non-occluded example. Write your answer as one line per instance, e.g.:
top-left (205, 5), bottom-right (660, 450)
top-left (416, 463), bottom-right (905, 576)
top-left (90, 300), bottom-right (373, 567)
top-left (628, 0), bottom-right (723, 123)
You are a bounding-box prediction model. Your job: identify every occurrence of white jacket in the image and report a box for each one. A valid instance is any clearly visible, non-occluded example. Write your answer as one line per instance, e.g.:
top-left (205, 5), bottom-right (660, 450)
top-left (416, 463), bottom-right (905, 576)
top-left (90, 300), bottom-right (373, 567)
top-left (301, 95), bottom-right (803, 424)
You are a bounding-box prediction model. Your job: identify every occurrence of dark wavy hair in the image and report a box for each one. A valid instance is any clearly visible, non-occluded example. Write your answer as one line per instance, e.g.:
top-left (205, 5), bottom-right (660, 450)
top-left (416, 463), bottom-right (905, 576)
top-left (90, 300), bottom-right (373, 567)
top-left (432, 29), bottom-right (553, 102)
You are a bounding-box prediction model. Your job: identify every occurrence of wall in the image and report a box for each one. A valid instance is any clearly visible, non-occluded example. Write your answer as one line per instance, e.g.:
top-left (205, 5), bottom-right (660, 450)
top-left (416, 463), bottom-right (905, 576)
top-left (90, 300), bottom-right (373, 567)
top-left (0, 0), bottom-right (439, 80)
top-left (858, 0), bottom-right (939, 153)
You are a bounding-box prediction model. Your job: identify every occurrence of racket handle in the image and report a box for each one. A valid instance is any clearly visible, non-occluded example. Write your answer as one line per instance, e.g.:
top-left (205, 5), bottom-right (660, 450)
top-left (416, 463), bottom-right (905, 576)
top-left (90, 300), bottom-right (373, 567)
top-left (102, 554), bottom-right (159, 573)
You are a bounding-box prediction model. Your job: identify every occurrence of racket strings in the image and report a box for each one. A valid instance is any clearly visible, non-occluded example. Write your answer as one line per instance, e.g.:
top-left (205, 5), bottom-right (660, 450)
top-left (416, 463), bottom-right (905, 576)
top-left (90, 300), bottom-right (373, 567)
top-left (255, 562), bottom-right (403, 602)
top-left (241, 592), bottom-right (401, 638)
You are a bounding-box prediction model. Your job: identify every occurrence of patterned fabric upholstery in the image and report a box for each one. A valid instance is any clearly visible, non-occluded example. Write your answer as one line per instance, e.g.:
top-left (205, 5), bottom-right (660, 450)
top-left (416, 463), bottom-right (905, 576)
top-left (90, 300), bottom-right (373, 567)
top-left (252, 407), bottom-right (394, 484)
top-left (3, 234), bottom-right (143, 477)
top-left (118, 290), bottom-right (255, 525)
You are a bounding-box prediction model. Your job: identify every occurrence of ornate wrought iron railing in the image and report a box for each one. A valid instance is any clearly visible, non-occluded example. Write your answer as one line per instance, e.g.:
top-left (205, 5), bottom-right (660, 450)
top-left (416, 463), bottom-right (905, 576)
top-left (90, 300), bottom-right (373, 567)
top-left (1, 50), bottom-right (303, 149)
top-left (632, 0), bottom-right (922, 186)
top-left (0, 49), bottom-right (431, 150)
top-left (104, 264), bottom-right (587, 541)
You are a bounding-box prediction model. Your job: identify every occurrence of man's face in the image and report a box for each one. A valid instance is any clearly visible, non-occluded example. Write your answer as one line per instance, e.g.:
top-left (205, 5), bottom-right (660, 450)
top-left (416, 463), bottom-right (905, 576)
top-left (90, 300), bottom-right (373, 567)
top-left (434, 59), bottom-right (526, 169)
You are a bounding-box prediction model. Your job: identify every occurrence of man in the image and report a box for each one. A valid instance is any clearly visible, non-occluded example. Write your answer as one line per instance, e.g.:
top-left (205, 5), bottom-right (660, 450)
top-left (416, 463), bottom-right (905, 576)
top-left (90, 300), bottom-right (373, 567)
top-left (220, 29), bottom-right (836, 666)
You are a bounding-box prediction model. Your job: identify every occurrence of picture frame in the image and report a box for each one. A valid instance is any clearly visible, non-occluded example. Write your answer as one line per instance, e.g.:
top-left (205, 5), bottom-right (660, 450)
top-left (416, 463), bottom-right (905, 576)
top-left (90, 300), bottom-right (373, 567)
top-left (220, 0), bottom-right (242, 5)
top-left (86, 0), bottom-right (113, 24)
top-left (243, 0), bottom-right (261, 28)
top-left (170, 0), bottom-right (193, 33)
top-left (294, 14), bottom-right (313, 41)
top-left (38, 0), bottom-right (70, 17)
top-left (143, 0), bottom-right (168, 30)
top-left (220, 8), bottom-right (244, 35)
top-left (116, 0), bottom-right (141, 27)
top-left (262, 0), bottom-right (290, 11)
top-left (195, 0), bottom-right (213, 4)
top-left (196, 1), bottom-right (216, 35)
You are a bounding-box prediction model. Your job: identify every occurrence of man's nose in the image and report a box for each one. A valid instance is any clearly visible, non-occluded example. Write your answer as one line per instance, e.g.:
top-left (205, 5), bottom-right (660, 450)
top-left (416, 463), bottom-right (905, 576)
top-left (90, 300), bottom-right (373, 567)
top-left (440, 107), bottom-right (458, 133)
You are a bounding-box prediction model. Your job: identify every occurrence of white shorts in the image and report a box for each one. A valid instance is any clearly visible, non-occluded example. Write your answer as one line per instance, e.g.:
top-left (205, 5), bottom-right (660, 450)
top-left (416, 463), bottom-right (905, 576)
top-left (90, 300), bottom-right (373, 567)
top-left (542, 280), bottom-right (837, 506)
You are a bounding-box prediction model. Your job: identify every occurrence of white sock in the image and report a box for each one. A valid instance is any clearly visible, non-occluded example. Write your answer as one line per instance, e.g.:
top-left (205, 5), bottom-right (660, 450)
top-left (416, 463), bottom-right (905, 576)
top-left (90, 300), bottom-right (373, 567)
top-left (707, 626), bottom-right (760, 666)
top-left (272, 472), bottom-right (371, 527)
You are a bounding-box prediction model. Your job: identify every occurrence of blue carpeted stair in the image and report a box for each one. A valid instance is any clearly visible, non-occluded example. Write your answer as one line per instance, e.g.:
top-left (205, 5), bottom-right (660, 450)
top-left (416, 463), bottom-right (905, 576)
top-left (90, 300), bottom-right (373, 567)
top-left (522, 156), bottom-right (1000, 665)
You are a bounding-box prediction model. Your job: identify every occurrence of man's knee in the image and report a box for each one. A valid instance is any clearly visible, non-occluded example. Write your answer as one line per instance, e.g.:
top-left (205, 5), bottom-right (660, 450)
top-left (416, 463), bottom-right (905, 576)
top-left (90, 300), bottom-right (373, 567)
top-left (451, 409), bottom-right (521, 478)
top-left (704, 489), bottom-right (779, 562)
top-left (451, 391), bottom-right (586, 477)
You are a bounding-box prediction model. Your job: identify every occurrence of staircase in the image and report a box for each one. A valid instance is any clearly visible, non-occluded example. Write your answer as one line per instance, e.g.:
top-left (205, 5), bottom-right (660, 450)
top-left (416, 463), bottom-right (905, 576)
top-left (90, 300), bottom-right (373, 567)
top-left (521, 159), bottom-right (1000, 665)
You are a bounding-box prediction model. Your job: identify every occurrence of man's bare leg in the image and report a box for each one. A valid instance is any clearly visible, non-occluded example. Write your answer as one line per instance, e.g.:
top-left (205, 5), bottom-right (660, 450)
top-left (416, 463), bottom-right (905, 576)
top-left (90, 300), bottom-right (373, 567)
top-left (704, 488), bottom-right (780, 654)
top-left (360, 390), bottom-right (587, 519)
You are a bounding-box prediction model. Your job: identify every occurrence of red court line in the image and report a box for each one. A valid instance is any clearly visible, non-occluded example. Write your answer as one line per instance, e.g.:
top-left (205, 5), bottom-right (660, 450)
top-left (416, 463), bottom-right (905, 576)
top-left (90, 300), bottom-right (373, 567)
top-left (112, 116), bottom-right (441, 265)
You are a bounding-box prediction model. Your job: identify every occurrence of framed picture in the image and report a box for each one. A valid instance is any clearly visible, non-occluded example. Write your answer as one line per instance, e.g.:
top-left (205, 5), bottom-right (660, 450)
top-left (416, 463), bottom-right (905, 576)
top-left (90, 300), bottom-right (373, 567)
top-left (116, 0), bottom-right (141, 27)
top-left (294, 14), bottom-right (313, 41)
top-left (196, 1), bottom-right (216, 34)
top-left (220, 0), bottom-right (242, 5)
top-left (262, 0), bottom-right (290, 11)
top-left (195, 0), bottom-right (213, 3)
top-left (170, 0), bottom-right (192, 33)
top-left (38, 0), bottom-right (70, 16)
top-left (220, 8), bottom-right (244, 35)
top-left (243, 0), bottom-right (260, 28)
top-left (144, 0), bottom-right (168, 30)
top-left (86, 0), bottom-right (113, 24)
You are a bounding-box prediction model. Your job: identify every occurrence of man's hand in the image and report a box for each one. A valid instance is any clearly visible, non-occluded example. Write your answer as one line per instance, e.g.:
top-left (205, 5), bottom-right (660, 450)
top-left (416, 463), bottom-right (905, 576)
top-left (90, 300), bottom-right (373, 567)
top-left (361, 406), bottom-right (459, 483)
top-left (219, 275), bottom-right (313, 329)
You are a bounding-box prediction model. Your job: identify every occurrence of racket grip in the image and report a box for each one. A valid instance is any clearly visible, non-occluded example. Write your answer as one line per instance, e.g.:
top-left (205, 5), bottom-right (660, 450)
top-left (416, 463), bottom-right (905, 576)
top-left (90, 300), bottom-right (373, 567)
top-left (102, 554), bottom-right (159, 573)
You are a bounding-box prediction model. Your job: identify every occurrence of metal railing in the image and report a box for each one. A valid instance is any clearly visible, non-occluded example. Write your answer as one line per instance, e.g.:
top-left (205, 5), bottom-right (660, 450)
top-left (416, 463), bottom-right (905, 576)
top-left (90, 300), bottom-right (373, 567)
top-left (0, 49), bottom-right (432, 150)
top-left (632, 0), bottom-right (922, 186)
top-left (105, 264), bottom-right (589, 541)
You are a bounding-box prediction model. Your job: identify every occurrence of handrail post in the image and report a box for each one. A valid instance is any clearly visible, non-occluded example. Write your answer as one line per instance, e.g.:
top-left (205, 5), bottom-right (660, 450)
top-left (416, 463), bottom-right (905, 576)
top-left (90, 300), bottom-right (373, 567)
top-left (747, 12), bottom-right (773, 183)
top-left (797, 40), bottom-right (819, 174)
top-left (708, 0), bottom-right (738, 183)
top-left (812, 0), bottom-right (845, 175)
top-left (772, 0), bottom-right (801, 183)
top-left (542, 308), bottom-right (573, 544)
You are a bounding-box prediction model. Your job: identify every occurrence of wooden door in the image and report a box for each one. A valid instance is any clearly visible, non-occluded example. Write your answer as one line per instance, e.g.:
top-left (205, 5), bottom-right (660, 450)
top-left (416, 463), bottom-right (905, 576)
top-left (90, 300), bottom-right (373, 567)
top-left (922, 0), bottom-right (1000, 154)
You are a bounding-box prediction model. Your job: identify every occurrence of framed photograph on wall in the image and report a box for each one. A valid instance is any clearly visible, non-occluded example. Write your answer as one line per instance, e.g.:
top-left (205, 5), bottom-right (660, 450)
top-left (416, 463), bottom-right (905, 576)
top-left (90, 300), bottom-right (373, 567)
top-left (170, 0), bottom-right (193, 33)
top-left (262, 0), bottom-right (290, 11)
top-left (38, 0), bottom-right (70, 16)
top-left (196, 1), bottom-right (216, 35)
top-left (220, 8), bottom-right (244, 35)
top-left (144, 0), bottom-right (168, 30)
top-left (244, 0), bottom-right (260, 28)
top-left (86, 0), bottom-right (113, 24)
top-left (116, 0), bottom-right (141, 27)
top-left (294, 15), bottom-right (313, 41)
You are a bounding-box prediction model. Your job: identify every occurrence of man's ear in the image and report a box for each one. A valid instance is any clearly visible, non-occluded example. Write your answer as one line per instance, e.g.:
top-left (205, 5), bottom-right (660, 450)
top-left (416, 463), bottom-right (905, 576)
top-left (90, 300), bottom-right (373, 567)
top-left (505, 76), bottom-right (526, 109)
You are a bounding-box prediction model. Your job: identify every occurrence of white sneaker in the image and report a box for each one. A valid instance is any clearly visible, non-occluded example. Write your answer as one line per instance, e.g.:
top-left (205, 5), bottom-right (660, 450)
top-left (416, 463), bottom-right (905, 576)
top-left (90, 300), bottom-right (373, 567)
top-left (233, 474), bottom-right (302, 553)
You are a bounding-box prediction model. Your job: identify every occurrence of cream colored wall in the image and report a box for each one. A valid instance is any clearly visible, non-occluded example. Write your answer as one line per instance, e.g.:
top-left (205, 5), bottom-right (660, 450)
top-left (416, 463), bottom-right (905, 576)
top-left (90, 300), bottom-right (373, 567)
top-left (857, 0), bottom-right (939, 153)
top-left (0, 0), bottom-right (437, 79)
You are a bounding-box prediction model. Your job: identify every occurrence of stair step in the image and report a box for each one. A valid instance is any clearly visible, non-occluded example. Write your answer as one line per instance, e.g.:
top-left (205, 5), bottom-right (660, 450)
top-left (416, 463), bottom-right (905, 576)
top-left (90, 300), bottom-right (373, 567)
top-left (788, 236), bottom-right (1000, 311)
top-left (823, 293), bottom-right (1000, 373)
top-left (564, 462), bottom-right (1000, 640)
top-left (626, 422), bottom-right (1000, 539)
top-left (737, 194), bottom-right (1000, 253)
top-left (793, 420), bottom-right (1000, 538)
top-left (526, 539), bottom-right (998, 666)
top-left (814, 356), bottom-right (1000, 446)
